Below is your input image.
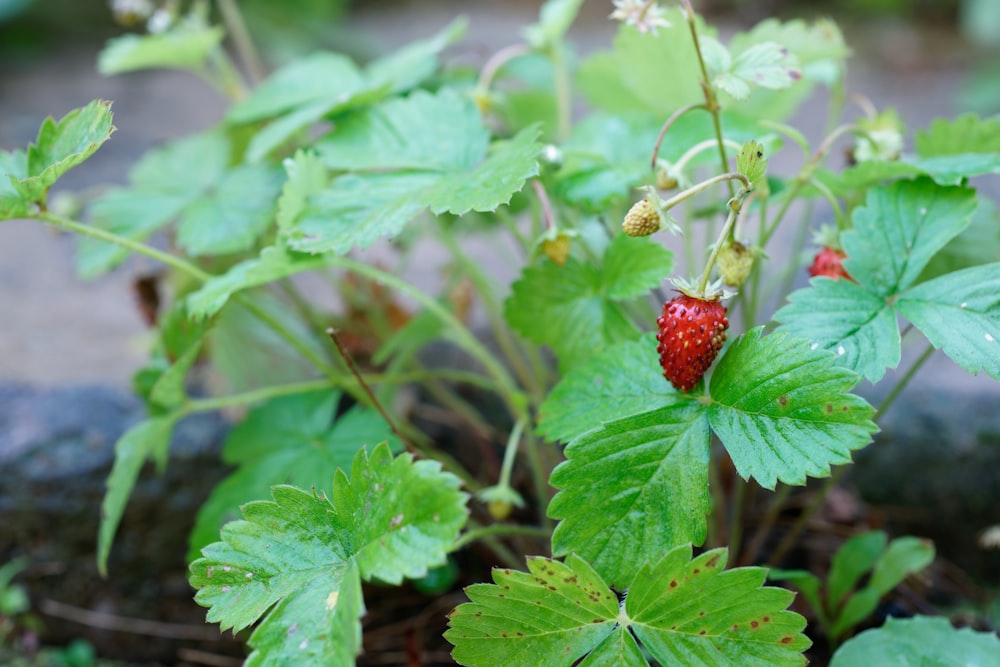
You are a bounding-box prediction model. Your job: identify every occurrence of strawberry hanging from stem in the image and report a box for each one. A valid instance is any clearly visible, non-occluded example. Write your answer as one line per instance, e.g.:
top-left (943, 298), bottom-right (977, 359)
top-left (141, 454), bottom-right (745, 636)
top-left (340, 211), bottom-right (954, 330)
top-left (656, 286), bottom-right (730, 393)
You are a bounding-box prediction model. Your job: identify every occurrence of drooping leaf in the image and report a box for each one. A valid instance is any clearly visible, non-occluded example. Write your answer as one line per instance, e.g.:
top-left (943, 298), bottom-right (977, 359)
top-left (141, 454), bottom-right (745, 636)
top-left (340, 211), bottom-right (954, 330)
top-left (447, 554), bottom-right (621, 666)
top-left (549, 402), bottom-right (711, 589)
top-left (98, 416), bottom-right (177, 576)
top-left (16, 100), bottom-right (114, 202)
top-left (708, 328), bottom-right (877, 489)
top-left (98, 25), bottom-right (224, 74)
top-left (188, 390), bottom-right (397, 560)
top-left (505, 235), bottom-right (671, 371)
top-left (191, 444), bottom-right (467, 661)
top-left (774, 277), bottom-right (900, 383)
top-left (538, 334), bottom-right (680, 443)
top-left (830, 616), bottom-right (1000, 667)
top-left (896, 263), bottom-right (1000, 380)
top-left (628, 546), bottom-right (810, 665)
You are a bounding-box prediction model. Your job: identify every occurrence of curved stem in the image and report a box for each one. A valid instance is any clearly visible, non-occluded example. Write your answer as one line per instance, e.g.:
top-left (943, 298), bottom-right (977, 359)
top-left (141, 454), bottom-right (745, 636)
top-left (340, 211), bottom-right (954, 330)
top-left (532, 179), bottom-right (555, 230)
top-left (35, 213), bottom-right (212, 282)
top-left (452, 523), bottom-right (551, 552)
top-left (217, 0), bottom-right (266, 84)
top-left (477, 43), bottom-right (532, 93)
top-left (660, 172), bottom-right (750, 211)
top-left (650, 103), bottom-right (706, 170)
top-left (497, 418), bottom-right (526, 489)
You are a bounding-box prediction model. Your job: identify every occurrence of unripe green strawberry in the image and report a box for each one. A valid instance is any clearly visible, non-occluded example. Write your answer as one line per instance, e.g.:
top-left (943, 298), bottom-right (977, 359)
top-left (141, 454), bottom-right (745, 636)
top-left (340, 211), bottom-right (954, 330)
top-left (656, 168), bottom-right (679, 191)
top-left (542, 233), bottom-right (572, 265)
top-left (622, 198), bottom-right (662, 237)
top-left (656, 294), bottom-right (729, 392)
top-left (717, 240), bottom-right (754, 287)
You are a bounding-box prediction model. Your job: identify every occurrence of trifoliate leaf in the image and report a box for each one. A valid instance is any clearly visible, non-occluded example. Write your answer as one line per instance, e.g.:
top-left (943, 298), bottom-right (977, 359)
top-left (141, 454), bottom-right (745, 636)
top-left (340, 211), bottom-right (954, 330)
top-left (737, 140), bottom-right (768, 193)
top-left (845, 179), bottom-right (976, 295)
top-left (776, 179), bottom-right (976, 382)
top-left (447, 554), bottom-right (621, 666)
top-left (896, 263), bottom-right (1000, 380)
top-left (505, 235), bottom-right (671, 371)
top-left (711, 41), bottom-right (801, 101)
top-left (830, 616), bottom-right (1000, 667)
top-left (98, 416), bottom-right (177, 576)
top-left (522, 0), bottom-right (585, 50)
top-left (284, 91), bottom-right (541, 254)
top-left (627, 546), bottom-right (810, 665)
top-left (708, 328), bottom-right (877, 488)
top-left (188, 390), bottom-right (398, 560)
top-left (774, 277), bottom-right (901, 383)
top-left (549, 402), bottom-right (710, 589)
top-left (538, 334), bottom-right (680, 443)
top-left (577, 9), bottom-right (709, 114)
top-left (191, 444), bottom-right (467, 660)
top-left (16, 100), bottom-right (114, 202)
top-left (448, 546), bottom-right (811, 666)
top-left (98, 25), bottom-right (224, 74)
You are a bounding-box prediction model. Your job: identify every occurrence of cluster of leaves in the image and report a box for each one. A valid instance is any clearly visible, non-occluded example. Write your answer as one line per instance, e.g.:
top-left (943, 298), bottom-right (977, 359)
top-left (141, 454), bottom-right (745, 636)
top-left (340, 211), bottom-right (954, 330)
top-left (2, 0), bottom-right (1000, 665)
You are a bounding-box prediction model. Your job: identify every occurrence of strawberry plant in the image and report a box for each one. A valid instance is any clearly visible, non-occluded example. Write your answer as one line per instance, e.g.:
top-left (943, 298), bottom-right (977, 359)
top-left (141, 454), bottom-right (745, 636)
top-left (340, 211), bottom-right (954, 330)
top-left (2, 0), bottom-right (1000, 664)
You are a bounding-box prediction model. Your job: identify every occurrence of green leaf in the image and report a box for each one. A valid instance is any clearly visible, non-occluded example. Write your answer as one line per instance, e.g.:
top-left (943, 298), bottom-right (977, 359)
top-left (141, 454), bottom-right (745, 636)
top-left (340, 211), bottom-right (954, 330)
top-left (285, 92), bottom-right (541, 254)
top-left (844, 178), bottom-right (976, 296)
top-left (830, 616), bottom-right (1000, 667)
top-left (710, 40), bottom-right (801, 101)
top-left (522, 0), bottom-right (585, 49)
top-left (188, 390), bottom-right (398, 560)
top-left (549, 403), bottom-right (710, 589)
top-left (208, 295), bottom-right (329, 393)
top-left (191, 444), bottom-right (467, 659)
top-left (918, 196), bottom-right (1000, 282)
top-left (187, 243), bottom-right (330, 319)
top-left (774, 278), bottom-right (901, 383)
top-left (810, 161), bottom-right (923, 198)
top-left (916, 113), bottom-right (1000, 157)
top-left (175, 164), bottom-right (284, 256)
top-left (505, 235), bottom-right (671, 371)
top-left (446, 554), bottom-right (621, 666)
top-left (767, 570), bottom-right (825, 627)
top-left (896, 263), bottom-right (1000, 380)
top-left (0, 149), bottom-right (29, 218)
top-left (827, 531), bottom-right (887, 611)
top-left (17, 100), bottom-right (114, 202)
top-left (538, 335), bottom-right (679, 443)
top-left (628, 546), bottom-right (810, 665)
top-left (98, 26), bottom-right (225, 74)
top-left (577, 10), bottom-right (709, 114)
top-left (146, 307), bottom-right (213, 413)
top-left (737, 140), bottom-right (769, 193)
top-left (365, 17), bottom-right (467, 94)
top-left (708, 328), bottom-right (877, 489)
top-left (775, 179), bottom-right (977, 382)
top-left (98, 416), bottom-right (177, 576)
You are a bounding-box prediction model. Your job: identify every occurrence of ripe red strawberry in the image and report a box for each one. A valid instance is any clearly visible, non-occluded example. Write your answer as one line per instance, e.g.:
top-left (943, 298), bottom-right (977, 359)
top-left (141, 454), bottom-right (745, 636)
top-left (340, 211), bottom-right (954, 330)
top-left (808, 246), bottom-right (852, 281)
top-left (656, 294), bottom-right (729, 392)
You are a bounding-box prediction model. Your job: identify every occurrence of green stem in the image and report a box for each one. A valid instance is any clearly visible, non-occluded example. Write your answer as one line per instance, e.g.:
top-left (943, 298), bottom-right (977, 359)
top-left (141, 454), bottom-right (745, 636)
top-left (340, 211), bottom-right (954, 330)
top-left (217, 0), bottom-right (266, 84)
top-left (497, 418), bottom-right (526, 489)
top-left (452, 523), bottom-right (550, 552)
top-left (183, 378), bottom-right (338, 414)
top-left (522, 426), bottom-right (553, 530)
top-left (650, 103), bottom-right (706, 170)
top-left (477, 43), bottom-right (532, 93)
top-left (659, 172), bottom-right (751, 212)
top-left (696, 199), bottom-right (741, 294)
top-left (550, 44), bottom-right (572, 143)
top-left (765, 342), bottom-right (937, 567)
top-left (35, 213), bottom-right (212, 282)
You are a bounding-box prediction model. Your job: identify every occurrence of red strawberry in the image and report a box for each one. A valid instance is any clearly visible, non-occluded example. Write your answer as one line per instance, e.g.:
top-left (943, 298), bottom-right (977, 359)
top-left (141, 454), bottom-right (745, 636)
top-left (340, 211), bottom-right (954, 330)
top-left (656, 294), bottom-right (729, 393)
top-left (808, 246), bottom-right (852, 281)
